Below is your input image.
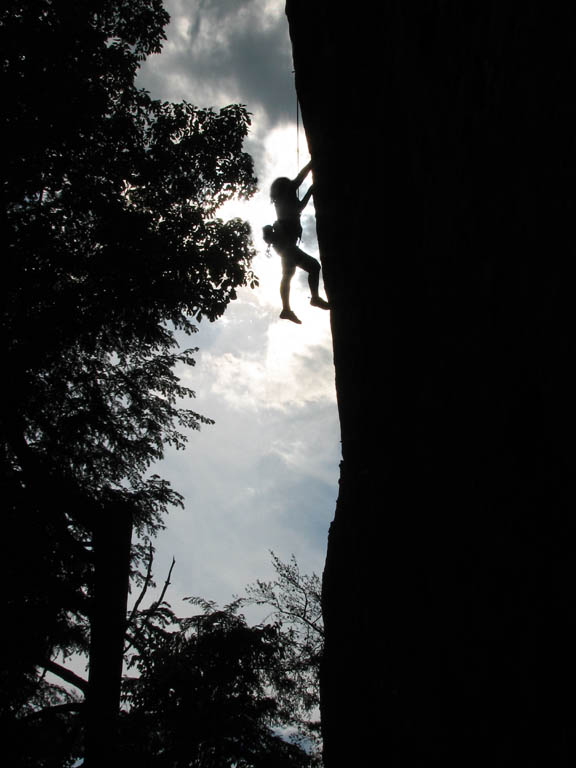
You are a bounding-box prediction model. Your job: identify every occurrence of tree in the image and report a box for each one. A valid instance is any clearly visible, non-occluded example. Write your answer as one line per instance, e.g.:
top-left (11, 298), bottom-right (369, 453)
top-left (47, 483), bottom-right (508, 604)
top-left (118, 552), bottom-right (324, 767)
top-left (0, 1), bottom-right (257, 763)
top-left (121, 552), bottom-right (325, 767)
top-left (121, 592), bottom-right (318, 768)
top-left (245, 552), bottom-right (324, 750)
top-left (2, 540), bottom-right (324, 766)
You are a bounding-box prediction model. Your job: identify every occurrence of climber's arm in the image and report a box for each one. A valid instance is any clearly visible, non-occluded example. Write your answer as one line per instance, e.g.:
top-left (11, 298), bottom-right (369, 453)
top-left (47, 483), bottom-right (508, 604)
top-left (298, 184), bottom-right (314, 211)
top-left (292, 160), bottom-right (312, 190)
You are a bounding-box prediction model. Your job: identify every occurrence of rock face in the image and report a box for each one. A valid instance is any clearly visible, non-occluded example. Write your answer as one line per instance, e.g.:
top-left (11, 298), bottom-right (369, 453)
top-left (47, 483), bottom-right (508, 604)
top-left (286, 2), bottom-right (575, 762)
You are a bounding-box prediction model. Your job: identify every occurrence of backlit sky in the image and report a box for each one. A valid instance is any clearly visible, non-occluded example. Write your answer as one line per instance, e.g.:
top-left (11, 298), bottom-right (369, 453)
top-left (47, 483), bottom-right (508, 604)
top-left (136, 0), bottom-right (340, 612)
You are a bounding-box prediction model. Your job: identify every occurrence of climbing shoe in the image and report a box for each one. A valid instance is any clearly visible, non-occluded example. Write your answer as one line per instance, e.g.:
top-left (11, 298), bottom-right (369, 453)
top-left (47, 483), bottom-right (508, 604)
top-left (280, 309), bottom-right (302, 324)
top-left (310, 297), bottom-right (330, 309)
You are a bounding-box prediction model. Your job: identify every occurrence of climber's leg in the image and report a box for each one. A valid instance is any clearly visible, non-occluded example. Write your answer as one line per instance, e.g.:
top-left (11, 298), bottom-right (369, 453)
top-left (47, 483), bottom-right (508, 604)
top-left (280, 256), bottom-right (296, 310)
top-left (279, 256), bottom-right (301, 323)
top-left (293, 248), bottom-right (330, 309)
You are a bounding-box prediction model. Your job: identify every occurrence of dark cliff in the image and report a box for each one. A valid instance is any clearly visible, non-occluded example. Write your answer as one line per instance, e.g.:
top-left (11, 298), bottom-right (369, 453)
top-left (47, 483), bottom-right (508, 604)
top-left (286, 2), bottom-right (575, 762)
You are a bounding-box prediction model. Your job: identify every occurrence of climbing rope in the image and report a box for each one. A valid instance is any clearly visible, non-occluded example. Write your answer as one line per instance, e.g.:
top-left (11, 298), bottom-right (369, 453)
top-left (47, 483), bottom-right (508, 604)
top-left (296, 93), bottom-right (300, 177)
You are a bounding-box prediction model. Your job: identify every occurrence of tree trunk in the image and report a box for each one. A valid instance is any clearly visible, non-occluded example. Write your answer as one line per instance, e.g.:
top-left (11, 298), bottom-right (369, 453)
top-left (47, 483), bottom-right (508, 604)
top-left (84, 506), bottom-right (133, 766)
top-left (286, 1), bottom-right (575, 762)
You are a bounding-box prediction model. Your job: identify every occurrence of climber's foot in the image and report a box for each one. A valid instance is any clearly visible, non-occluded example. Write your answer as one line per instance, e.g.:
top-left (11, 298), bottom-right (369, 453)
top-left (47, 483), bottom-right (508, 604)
top-left (310, 296), bottom-right (330, 309)
top-left (280, 309), bottom-right (302, 324)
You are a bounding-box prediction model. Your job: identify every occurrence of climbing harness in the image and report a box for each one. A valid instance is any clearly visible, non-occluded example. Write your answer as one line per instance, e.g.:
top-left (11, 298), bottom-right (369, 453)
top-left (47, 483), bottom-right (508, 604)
top-left (263, 224), bottom-right (276, 257)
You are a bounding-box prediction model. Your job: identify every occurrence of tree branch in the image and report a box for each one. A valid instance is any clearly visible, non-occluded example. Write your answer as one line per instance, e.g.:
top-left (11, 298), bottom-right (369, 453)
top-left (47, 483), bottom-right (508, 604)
top-left (124, 556), bottom-right (176, 655)
top-left (153, 556), bottom-right (175, 610)
top-left (41, 659), bottom-right (89, 694)
top-left (22, 701), bottom-right (84, 721)
top-left (127, 540), bottom-right (154, 628)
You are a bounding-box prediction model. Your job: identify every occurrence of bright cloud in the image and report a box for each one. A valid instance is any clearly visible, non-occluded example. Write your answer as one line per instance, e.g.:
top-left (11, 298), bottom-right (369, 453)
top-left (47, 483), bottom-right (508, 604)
top-left (135, 0), bottom-right (340, 613)
top-left (196, 323), bottom-right (335, 412)
top-left (138, 0), bottom-right (294, 126)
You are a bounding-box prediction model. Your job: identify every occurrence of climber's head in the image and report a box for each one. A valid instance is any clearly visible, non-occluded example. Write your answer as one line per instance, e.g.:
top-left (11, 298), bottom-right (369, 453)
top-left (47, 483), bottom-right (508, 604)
top-left (270, 176), bottom-right (293, 203)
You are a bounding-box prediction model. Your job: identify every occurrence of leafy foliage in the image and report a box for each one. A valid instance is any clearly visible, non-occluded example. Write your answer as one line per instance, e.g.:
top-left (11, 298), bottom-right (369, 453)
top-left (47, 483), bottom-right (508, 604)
top-left (2, 680), bottom-right (83, 768)
top-left (0, 0), bottom-right (257, 762)
top-left (121, 596), bottom-right (317, 768)
top-left (245, 553), bottom-right (324, 748)
top-left (2, 542), bottom-right (324, 767)
top-left (1, 0), bottom-right (257, 524)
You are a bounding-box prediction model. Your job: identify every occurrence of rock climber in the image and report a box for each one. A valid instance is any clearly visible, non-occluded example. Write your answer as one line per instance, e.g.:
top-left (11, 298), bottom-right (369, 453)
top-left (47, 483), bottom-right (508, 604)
top-left (264, 160), bottom-right (330, 324)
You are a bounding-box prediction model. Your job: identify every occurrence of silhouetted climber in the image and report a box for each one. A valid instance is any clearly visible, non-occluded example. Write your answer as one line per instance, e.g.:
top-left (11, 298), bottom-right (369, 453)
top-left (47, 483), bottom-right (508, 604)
top-left (263, 160), bottom-right (330, 324)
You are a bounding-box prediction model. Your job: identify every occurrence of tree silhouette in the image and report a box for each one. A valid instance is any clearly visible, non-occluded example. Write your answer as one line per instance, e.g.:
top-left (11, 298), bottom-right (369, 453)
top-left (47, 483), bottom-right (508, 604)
top-left (0, 1), bottom-right (257, 763)
top-left (122, 593), bottom-right (318, 768)
top-left (2, 550), bottom-right (322, 767)
top-left (245, 552), bottom-right (323, 750)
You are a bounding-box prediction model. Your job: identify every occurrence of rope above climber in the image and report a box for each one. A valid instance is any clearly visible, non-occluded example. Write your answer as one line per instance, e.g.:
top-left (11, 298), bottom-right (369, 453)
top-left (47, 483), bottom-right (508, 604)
top-left (263, 160), bottom-right (330, 324)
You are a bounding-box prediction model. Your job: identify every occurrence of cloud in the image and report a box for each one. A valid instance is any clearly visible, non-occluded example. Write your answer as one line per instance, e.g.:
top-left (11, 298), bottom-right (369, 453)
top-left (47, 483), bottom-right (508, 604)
top-left (199, 298), bottom-right (334, 411)
top-left (138, 0), bottom-right (296, 129)
top-left (132, 1), bottom-right (339, 615)
top-left (155, 283), bottom-right (339, 610)
top-left (150, 386), bottom-right (340, 614)
top-left (196, 332), bottom-right (335, 413)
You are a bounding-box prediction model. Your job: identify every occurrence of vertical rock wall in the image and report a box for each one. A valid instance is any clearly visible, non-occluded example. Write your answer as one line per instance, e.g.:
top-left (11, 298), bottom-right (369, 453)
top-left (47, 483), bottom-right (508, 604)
top-left (286, 2), bottom-right (575, 762)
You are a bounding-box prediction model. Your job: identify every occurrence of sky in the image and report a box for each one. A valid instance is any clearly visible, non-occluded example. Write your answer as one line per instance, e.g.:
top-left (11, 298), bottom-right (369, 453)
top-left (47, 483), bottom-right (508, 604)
top-left (135, 0), bottom-right (341, 616)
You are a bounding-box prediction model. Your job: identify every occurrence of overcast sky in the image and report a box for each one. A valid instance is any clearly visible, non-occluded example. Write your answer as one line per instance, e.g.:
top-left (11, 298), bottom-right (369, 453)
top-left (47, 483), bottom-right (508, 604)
top-left (136, 0), bottom-right (340, 615)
